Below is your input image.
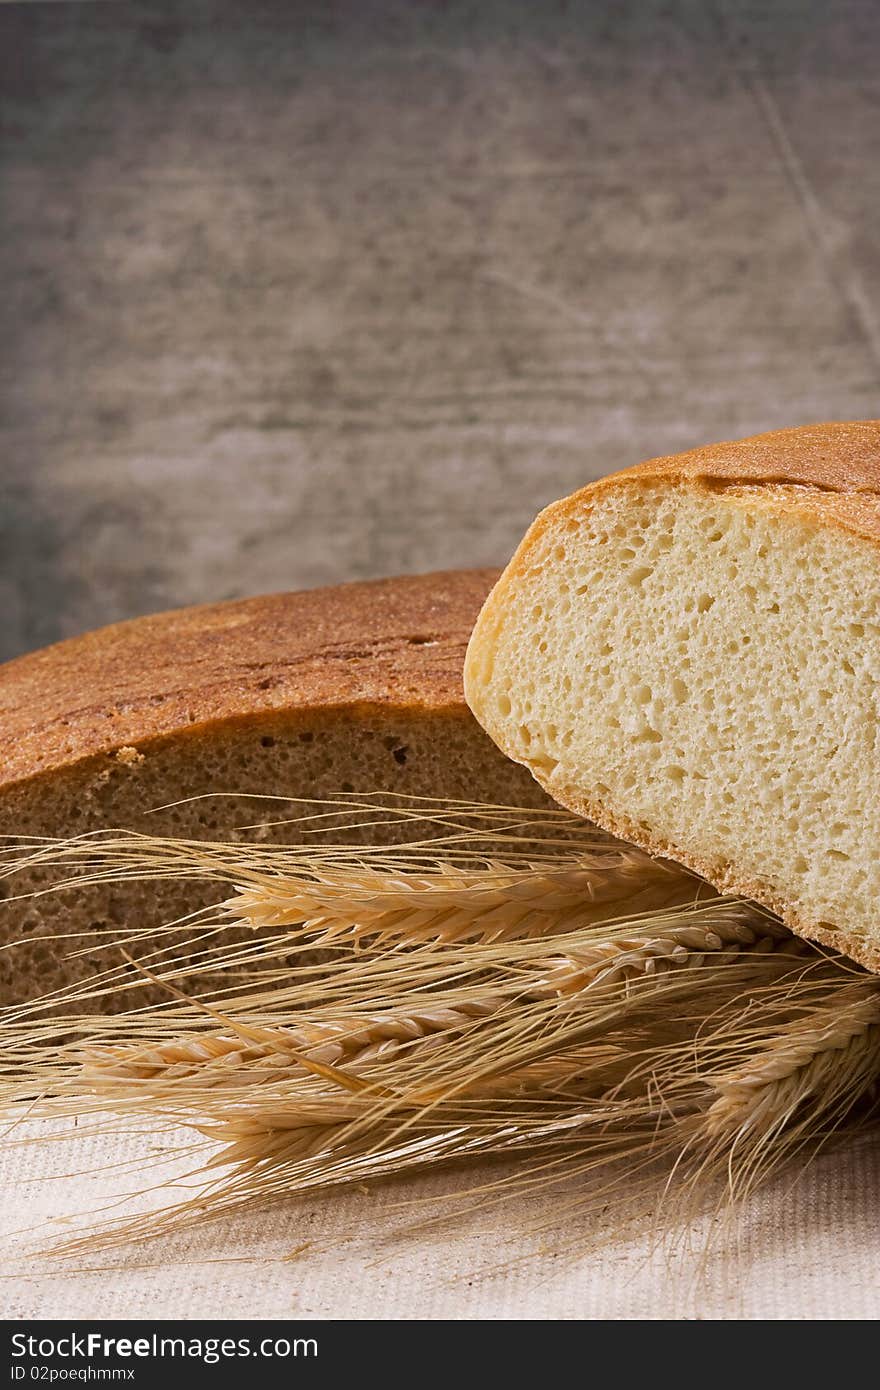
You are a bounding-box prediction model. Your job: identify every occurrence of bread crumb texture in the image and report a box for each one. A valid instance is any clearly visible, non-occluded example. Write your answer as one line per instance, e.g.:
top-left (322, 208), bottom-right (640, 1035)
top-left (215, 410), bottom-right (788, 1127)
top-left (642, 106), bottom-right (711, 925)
top-left (114, 746), bottom-right (144, 766)
top-left (0, 710), bottom-right (552, 1007)
top-left (466, 477), bottom-right (880, 962)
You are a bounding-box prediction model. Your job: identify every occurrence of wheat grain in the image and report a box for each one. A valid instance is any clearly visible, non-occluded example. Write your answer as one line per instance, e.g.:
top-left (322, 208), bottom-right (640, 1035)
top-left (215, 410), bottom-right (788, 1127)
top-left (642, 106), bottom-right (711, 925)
top-left (0, 811), bottom-right (700, 1019)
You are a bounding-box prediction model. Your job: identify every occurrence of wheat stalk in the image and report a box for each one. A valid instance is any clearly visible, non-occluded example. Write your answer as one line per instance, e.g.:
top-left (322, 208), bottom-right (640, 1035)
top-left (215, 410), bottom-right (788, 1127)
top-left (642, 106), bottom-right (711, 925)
top-left (524, 907), bottom-right (792, 997)
top-left (118, 962), bottom-right (872, 1228)
top-left (34, 947), bottom-right (879, 1254)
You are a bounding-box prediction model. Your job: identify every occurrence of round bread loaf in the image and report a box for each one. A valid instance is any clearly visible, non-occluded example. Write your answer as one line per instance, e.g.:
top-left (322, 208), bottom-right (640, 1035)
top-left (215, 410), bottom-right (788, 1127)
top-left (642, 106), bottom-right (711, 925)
top-left (0, 569), bottom-right (553, 1003)
top-left (465, 421), bottom-right (880, 973)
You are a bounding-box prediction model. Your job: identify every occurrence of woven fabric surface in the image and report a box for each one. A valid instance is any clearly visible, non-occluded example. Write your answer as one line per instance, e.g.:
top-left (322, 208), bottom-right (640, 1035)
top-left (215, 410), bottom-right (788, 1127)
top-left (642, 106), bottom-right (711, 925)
top-left (2, 1117), bottom-right (879, 1320)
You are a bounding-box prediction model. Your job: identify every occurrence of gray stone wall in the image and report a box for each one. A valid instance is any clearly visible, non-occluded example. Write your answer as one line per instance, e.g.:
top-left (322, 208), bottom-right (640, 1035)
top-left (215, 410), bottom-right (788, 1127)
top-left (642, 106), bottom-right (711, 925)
top-left (2, 0), bottom-right (878, 660)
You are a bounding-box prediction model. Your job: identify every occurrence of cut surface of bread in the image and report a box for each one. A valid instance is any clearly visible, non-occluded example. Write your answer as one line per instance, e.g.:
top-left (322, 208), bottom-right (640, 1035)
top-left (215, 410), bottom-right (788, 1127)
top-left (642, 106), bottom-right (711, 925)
top-left (464, 421), bottom-right (880, 972)
top-left (0, 570), bottom-right (557, 1004)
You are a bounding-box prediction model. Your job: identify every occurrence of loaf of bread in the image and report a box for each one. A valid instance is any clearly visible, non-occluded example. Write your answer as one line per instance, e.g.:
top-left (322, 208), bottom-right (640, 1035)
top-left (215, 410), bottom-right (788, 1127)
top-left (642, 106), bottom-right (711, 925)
top-left (0, 570), bottom-right (554, 1002)
top-left (464, 421), bottom-right (880, 972)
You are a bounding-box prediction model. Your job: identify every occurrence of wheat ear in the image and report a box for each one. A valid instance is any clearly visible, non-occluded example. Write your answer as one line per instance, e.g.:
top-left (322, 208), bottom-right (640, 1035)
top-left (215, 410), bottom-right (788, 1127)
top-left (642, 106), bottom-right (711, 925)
top-left (524, 907), bottom-right (792, 998)
top-left (705, 983), bottom-right (880, 1149)
top-left (82, 1000), bottom-right (498, 1089)
top-left (229, 849), bottom-right (696, 945)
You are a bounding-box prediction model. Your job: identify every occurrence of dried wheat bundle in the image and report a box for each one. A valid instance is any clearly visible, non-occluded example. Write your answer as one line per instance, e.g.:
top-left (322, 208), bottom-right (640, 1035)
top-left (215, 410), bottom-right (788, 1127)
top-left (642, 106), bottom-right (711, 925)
top-left (26, 958), bottom-right (875, 1251)
top-left (1, 796), bottom-right (878, 1253)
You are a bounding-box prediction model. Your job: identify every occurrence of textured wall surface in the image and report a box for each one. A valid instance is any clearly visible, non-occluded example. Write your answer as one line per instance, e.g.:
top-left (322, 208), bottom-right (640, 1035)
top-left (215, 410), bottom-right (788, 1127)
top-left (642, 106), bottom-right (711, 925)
top-left (2, 0), bottom-right (879, 660)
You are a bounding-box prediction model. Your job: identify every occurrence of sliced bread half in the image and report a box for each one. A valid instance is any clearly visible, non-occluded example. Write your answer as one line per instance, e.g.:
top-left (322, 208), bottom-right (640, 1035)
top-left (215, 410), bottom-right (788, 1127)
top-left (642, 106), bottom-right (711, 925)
top-left (464, 421), bottom-right (880, 971)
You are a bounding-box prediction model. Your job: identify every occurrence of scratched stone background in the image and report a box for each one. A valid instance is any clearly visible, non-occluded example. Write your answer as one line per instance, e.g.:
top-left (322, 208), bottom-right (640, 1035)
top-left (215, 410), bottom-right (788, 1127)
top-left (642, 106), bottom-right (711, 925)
top-left (1, 0), bottom-right (879, 662)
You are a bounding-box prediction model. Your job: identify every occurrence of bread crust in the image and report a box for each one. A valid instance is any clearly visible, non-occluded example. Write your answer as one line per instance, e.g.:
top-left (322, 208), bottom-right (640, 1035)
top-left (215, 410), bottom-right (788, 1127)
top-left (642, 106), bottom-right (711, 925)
top-left (543, 777), bottom-right (880, 977)
top-left (0, 569), bottom-right (500, 795)
top-left (465, 420), bottom-right (880, 974)
top-left (611, 417), bottom-right (880, 496)
top-left (601, 418), bottom-right (880, 545)
top-left (514, 419), bottom-right (880, 553)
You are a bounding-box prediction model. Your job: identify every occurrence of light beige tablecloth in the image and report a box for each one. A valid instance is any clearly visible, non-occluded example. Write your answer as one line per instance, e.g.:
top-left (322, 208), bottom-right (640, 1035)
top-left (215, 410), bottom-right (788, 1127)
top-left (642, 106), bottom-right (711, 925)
top-left (2, 1116), bottom-right (878, 1320)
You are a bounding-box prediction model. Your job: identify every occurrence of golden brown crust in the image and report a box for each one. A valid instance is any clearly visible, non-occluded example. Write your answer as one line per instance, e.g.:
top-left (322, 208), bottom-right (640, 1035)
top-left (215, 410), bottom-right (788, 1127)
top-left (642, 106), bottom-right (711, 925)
top-left (619, 418), bottom-right (880, 494)
top-left (0, 569), bottom-right (499, 794)
top-left (517, 419), bottom-right (880, 551)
